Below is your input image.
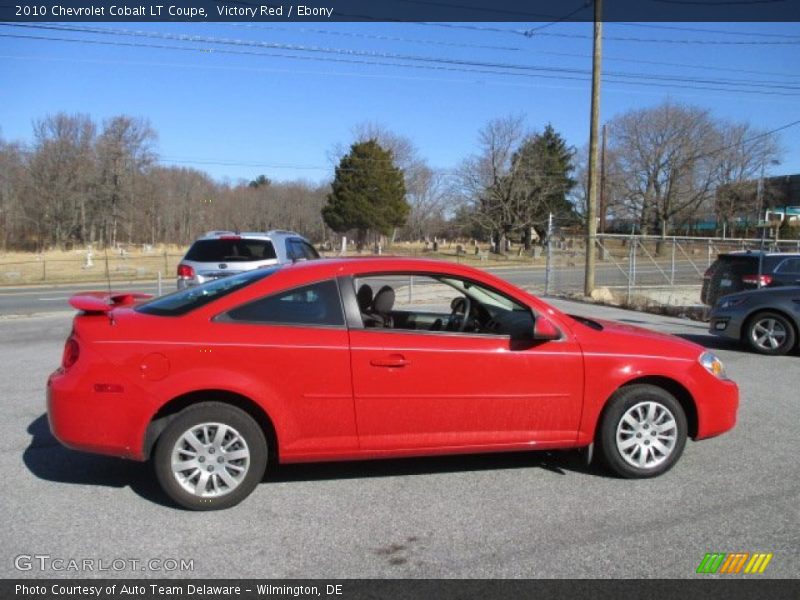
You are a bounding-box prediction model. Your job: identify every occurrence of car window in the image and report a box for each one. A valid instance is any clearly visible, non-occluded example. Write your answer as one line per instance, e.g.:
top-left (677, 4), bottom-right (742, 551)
top-left (775, 257), bottom-right (800, 274)
top-left (185, 239), bottom-right (277, 262)
top-left (138, 268), bottom-right (278, 316)
top-left (299, 241), bottom-right (320, 259)
top-left (353, 273), bottom-right (532, 337)
top-left (225, 280), bottom-right (344, 326)
top-left (287, 239), bottom-right (319, 261)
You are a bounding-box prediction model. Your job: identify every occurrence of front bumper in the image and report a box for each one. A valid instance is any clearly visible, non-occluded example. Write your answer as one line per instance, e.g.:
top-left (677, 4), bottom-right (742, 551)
top-left (694, 375), bottom-right (739, 440)
top-left (708, 311), bottom-right (745, 341)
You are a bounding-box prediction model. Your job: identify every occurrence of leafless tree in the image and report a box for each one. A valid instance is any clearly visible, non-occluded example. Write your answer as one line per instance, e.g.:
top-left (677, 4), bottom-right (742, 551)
top-left (608, 102), bottom-right (721, 245)
top-left (28, 113), bottom-right (97, 248)
top-left (712, 122), bottom-right (781, 236)
top-left (95, 116), bottom-right (157, 246)
top-left (456, 114), bottom-right (528, 252)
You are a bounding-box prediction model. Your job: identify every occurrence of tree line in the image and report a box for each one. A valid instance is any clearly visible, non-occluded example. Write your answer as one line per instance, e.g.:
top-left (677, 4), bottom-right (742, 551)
top-left (0, 113), bottom-right (329, 251)
top-left (0, 101), bottom-right (784, 253)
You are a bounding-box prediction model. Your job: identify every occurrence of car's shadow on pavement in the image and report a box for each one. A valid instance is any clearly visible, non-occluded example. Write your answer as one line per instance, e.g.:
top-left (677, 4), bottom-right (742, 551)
top-left (23, 414), bottom-right (172, 507)
top-left (24, 414), bottom-right (607, 508)
top-left (268, 448), bottom-right (606, 483)
top-left (676, 333), bottom-right (744, 352)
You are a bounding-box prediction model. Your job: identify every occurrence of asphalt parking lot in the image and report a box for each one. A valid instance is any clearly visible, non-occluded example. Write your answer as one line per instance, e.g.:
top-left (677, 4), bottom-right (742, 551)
top-left (1, 299), bottom-right (798, 579)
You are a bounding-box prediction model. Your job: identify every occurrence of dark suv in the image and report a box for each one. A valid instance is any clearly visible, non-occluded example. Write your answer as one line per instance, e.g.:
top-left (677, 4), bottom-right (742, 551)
top-left (702, 251), bottom-right (800, 306)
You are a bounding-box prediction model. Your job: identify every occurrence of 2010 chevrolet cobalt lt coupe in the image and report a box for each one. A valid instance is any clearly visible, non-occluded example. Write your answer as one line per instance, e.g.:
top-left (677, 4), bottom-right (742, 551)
top-left (48, 258), bottom-right (738, 510)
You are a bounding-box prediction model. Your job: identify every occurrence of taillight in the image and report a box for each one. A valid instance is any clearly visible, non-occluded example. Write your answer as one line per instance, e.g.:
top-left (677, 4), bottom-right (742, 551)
top-left (742, 274), bottom-right (773, 287)
top-left (62, 338), bottom-right (79, 369)
top-left (177, 263), bottom-right (195, 279)
top-left (703, 266), bottom-right (713, 279)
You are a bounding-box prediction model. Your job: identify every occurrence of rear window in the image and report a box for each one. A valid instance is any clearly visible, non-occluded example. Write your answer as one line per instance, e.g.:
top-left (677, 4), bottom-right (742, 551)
top-left (712, 255), bottom-right (758, 274)
top-left (137, 268), bottom-right (278, 316)
top-left (185, 239), bottom-right (277, 262)
top-left (714, 254), bottom-right (787, 273)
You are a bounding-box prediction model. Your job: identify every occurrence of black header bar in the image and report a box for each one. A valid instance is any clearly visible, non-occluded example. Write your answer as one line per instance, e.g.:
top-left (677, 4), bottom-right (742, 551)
top-left (2, 0), bottom-right (800, 23)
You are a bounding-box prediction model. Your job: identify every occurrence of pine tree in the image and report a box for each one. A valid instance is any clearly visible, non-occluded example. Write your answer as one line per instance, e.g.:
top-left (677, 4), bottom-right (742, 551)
top-left (323, 140), bottom-right (409, 247)
top-left (511, 124), bottom-right (577, 248)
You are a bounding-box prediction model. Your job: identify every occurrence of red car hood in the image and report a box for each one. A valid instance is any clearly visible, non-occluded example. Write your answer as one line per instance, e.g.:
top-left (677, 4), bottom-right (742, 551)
top-left (573, 316), bottom-right (703, 359)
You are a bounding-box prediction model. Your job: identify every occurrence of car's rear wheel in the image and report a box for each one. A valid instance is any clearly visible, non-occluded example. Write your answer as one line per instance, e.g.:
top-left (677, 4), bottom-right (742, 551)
top-left (598, 385), bottom-right (687, 478)
top-left (154, 402), bottom-right (267, 510)
top-left (745, 311), bottom-right (796, 356)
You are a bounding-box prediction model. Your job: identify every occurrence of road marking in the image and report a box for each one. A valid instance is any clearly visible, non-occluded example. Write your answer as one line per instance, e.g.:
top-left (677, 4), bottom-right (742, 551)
top-left (38, 297), bottom-right (69, 302)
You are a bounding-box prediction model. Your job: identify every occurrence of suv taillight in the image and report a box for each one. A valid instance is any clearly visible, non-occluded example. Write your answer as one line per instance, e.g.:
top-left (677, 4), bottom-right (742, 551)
top-left (177, 263), bottom-right (195, 279)
top-left (742, 274), bottom-right (773, 287)
top-left (62, 338), bottom-right (79, 369)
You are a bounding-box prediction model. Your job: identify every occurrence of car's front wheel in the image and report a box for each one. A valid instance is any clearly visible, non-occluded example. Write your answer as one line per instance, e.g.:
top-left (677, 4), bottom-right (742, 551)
top-left (154, 402), bottom-right (267, 510)
top-left (598, 385), bottom-right (687, 478)
top-left (745, 311), bottom-right (796, 356)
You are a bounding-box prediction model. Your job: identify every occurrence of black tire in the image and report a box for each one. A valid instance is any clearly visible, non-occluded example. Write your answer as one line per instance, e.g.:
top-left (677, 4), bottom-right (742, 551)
top-left (598, 385), bottom-right (687, 479)
top-left (154, 402), bottom-right (267, 510)
top-left (744, 311), bottom-right (796, 356)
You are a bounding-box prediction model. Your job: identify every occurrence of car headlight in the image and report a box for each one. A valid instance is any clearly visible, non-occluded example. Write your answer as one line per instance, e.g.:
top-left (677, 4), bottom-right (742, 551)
top-left (717, 296), bottom-right (748, 310)
top-left (699, 351), bottom-right (728, 379)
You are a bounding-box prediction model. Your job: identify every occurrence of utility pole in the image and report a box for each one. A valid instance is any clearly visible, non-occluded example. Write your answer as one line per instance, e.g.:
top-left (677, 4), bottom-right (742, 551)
top-left (584, 0), bottom-right (602, 297)
top-left (599, 123), bottom-right (607, 234)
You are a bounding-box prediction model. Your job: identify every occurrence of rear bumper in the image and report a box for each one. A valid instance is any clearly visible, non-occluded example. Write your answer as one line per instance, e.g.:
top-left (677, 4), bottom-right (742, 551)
top-left (47, 368), bottom-right (150, 461)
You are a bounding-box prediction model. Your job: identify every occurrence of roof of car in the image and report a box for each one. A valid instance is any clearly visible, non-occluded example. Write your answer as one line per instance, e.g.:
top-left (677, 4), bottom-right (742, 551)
top-left (721, 250), bottom-right (800, 257)
top-left (281, 256), bottom-right (514, 282)
top-left (197, 230), bottom-right (304, 240)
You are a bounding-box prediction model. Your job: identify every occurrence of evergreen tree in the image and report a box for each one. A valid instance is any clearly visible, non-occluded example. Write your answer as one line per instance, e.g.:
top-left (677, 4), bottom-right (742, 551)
top-left (511, 124), bottom-right (577, 248)
top-left (323, 140), bottom-right (409, 246)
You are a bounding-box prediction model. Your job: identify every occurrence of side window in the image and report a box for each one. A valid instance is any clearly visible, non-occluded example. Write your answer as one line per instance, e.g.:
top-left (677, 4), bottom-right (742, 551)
top-left (285, 240), bottom-right (299, 261)
top-left (286, 239), bottom-right (317, 261)
top-left (776, 258), bottom-right (800, 274)
top-left (300, 241), bottom-right (320, 260)
top-left (352, 273), bottom-right (533, 338)
top-left (225, 280), bottom-right (344, 326)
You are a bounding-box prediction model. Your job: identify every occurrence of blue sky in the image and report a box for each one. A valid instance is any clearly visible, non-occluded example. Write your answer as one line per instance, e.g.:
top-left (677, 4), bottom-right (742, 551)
top-left (1, 21), bottom-right (799, 184)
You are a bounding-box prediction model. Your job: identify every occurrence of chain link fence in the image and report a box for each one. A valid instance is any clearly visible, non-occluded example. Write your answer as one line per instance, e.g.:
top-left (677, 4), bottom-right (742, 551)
top-left (3, 234), bottom-right (800, 313)
top-left (544, 231), bottom-right (800, 311)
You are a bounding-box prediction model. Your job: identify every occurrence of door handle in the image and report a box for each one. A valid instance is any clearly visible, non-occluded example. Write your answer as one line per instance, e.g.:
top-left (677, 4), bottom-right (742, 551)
top-left (370, 354), bottom-right (409, 368)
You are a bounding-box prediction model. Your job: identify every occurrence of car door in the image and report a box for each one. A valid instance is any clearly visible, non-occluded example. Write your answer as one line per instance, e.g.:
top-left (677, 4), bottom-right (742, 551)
top-left (344, 273), bottom-right (584, 452)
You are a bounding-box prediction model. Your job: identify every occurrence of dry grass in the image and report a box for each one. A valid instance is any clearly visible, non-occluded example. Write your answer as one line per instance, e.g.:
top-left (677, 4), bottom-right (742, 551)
top-left (0, 245), bottom-right (187, 285)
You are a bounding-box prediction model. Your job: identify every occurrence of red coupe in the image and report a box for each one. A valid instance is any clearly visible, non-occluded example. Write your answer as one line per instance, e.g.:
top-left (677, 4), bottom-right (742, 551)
top-left (48, 258), bottom-right (738, 510)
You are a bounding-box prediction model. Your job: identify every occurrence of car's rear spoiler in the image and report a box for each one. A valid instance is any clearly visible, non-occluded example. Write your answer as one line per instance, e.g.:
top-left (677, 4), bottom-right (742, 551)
top-left (69, 292), bottom-right (153, 313)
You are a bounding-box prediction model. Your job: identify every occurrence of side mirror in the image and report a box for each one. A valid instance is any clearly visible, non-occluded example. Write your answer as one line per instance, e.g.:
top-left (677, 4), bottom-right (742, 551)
top-left (533, 316), bottom-right (561, 341)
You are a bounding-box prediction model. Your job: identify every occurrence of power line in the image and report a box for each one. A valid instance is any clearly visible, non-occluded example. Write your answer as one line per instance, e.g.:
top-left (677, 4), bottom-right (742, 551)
top-left (522, 2), bottom-right (592, 34)
top-left (527, 30), bottom-right (800, 45)
top-left (612, 22), bottom-right (800, 40)
top-left (3, 24), bottom-right (799, 96)
top-left (218, 23), bottom-right (800, 80)
top-left (409, 21), bottom-right (800, 45)
top-left (214, 22), bottom-right (524, 52)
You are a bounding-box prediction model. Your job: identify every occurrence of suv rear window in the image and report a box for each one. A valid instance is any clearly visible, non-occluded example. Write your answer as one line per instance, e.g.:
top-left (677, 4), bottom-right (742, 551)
top-left (185, 239), bottom-right (277, 262)
top-left (137, 268), bottom-right (278, 316)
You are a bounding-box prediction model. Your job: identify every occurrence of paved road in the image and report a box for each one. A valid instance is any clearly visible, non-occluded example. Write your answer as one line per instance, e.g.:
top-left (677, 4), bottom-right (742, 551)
top-left (0, 262), bottom-right (704, 317)
top-left (1, 301), bottom-right (797, 578)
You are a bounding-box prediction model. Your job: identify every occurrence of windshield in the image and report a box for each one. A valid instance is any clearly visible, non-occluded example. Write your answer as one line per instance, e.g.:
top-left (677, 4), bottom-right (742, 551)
top-left (440, 277), bottom-right (526, 311)
top-left (137, 267), bottom-right (278, 316)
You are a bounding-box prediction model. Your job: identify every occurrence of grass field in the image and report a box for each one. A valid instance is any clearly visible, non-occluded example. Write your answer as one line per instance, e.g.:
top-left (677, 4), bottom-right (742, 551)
top-left (0, 242), bottom-right (544, 286)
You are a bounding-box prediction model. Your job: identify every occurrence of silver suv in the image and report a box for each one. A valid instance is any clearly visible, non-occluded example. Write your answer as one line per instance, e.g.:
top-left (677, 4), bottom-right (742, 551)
top-left (177, 230), bottom-right (320, 289)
